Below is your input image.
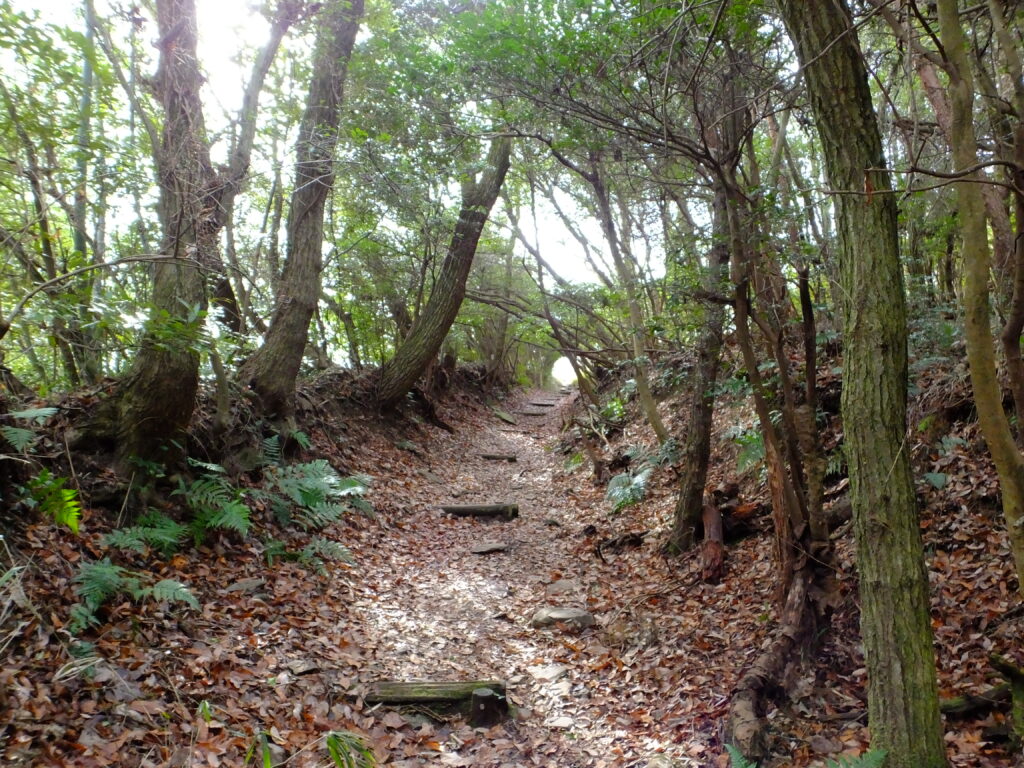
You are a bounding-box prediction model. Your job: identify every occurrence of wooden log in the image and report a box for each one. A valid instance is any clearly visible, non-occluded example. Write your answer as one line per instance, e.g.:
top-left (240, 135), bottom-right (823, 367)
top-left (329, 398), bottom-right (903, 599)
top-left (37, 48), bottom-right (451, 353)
top-left (469, 687), bottom-right (508, 727)
top-left (365, 680), bottom-right (507, 704)
top-left (528, 402), bottom-right (556, 407)
top-left (940, 682), bottom-right (1011, 718)
top-left (480, 453), bottom-right (517, 462)
top-left (441, 503), bottom-right (519, 520)
top-left (514, 410), bottom-right (546, 416)
top-left (701, 503), bottom-right (725, 583)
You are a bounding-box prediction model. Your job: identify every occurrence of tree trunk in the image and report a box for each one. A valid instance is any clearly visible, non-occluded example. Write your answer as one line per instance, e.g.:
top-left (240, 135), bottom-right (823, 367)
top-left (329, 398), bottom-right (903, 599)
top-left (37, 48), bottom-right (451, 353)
top-left (665, 183), bottom-right (729, 553)
top-left (114, 0), bottom-right (293, 468)
top-left (588, 160), bottom-right (669, 444)
top-left (935, 0), bottom-right (1024, 592)
top-left (376, 136), bottom-right (512, 409)
top-left (241, 0), bottom-right (364, 418)
top-left (778, 2), bottom-right (947, 766)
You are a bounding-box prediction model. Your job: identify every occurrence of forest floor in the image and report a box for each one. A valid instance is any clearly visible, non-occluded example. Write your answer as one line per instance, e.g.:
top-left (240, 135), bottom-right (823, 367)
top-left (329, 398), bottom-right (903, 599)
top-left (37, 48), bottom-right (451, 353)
top-left (3, 377), bottom-right (1023, 767)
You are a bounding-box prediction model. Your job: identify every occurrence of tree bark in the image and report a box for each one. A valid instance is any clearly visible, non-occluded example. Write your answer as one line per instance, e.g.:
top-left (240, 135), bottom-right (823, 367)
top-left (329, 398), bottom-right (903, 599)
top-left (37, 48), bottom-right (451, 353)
top-left (665, 182), bottom-right (729, 553)
top-left (778, 2), bottom-right (947, 766)
top-left (114, 0), bottom-right (293, 468)
top-left (241, 0), bottom-right (364, 418)
top-left (935, 0), bottom-right (1024, 593)
top-left (376, 136), bottom-right (512, 408)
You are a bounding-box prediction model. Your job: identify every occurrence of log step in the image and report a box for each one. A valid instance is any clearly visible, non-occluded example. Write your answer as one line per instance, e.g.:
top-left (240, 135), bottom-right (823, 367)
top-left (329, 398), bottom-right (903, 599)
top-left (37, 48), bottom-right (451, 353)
top-left (365, 680), bottom-right (507, 704)
top-left (441, 503), bottom-right (519, 520)
top-left (480, 453), bottom-right (517, 462)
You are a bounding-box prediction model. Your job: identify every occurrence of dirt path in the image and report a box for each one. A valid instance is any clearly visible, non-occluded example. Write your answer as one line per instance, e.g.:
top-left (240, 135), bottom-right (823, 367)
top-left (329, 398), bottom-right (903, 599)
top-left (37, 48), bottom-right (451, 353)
top-left (346, 389), bottom-right (702, 768)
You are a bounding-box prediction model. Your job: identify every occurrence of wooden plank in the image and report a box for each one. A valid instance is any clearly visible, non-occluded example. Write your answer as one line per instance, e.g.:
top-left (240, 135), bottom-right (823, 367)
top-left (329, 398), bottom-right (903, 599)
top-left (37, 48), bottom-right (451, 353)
top-left (365, 680), bottom-right (507, 704)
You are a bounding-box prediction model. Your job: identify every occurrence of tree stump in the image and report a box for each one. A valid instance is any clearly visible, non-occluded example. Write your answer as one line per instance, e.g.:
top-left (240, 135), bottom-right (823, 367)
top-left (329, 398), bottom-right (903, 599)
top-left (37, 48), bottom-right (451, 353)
top-left (469, 687), bottom-right (507, 727)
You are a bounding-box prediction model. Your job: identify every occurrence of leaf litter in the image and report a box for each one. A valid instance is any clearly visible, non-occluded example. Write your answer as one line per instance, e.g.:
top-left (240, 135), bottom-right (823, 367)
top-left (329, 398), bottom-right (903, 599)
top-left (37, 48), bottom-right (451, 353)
top-left (2, 377), bottom-right (1022, 766)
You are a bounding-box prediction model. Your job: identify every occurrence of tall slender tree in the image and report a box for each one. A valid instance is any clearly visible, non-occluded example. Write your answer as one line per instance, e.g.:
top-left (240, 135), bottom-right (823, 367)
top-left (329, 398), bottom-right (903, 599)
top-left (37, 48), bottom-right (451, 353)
top-left (777, 2), bottom-right (947, 765)
top-left (242, 0), bottom-right (365, 419)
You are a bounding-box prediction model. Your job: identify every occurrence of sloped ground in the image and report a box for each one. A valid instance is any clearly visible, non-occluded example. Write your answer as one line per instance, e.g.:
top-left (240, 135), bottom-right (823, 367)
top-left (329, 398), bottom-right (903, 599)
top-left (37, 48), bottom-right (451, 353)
top-left (2, 379), bottom-right (1022, 767)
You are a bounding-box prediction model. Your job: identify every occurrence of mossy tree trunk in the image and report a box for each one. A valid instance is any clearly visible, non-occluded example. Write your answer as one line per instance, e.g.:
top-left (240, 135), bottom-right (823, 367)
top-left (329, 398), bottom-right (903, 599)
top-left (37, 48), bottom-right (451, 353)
top-left (241, 0), bottom-right (364, 418)
top-left (115, 0), bottom-right (293, 468)
top-left (778, 2), bottom-right (947, 766)
top-left (376, 136), bottom-right (512, 409)
top-left (935, 0), bottom-right (1024, 592)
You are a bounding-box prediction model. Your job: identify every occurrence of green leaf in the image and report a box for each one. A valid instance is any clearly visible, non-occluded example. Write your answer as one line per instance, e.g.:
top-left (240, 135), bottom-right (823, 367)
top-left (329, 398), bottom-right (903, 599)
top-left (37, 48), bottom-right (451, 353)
top-left (2, 425), bottom-right (38, 452)
top-left (8, 406), bottom-right (58, 423)
top-left (148, 579), bottom-right (199, 610)
top-left (923, 472), bottom-right (948, 489)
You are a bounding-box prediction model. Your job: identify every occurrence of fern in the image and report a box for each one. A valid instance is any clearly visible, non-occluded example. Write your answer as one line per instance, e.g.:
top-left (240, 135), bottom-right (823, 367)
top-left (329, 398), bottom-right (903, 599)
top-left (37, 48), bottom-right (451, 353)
top-left (25, 470), bottom-right (81, 533)
top-left (73, 558), bottom-right (138, 612)
top-left (103, 512), bottom-right (186, 557)
top-left (725, 745), bottom-right (886, 768)
top-left (326, 730), bottom-right (375, 768)
top-left (147, 579), bottom-right (199, 609)
top-left (262, 434), bottom-right (282, 466)
top-left (605, 467), bottom-right (651, 513)
top-left (179, 475), bottom-right (251, 542)
top-left (302, 537), bottom-right (354, 569)
top-left (296, 501), bottom-right (345, 531)
top-left (70, 558), bottom-right (198, 634)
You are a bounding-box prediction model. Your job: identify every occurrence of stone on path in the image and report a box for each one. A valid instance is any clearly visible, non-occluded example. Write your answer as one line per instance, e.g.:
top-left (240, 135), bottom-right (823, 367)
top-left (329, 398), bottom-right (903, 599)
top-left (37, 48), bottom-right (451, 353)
top-left (530, 606), bottom-right (595, 630)
top-left (544, 578), bottom-right (580, 596)
top-left (529, 663), bottom-right (569, 683)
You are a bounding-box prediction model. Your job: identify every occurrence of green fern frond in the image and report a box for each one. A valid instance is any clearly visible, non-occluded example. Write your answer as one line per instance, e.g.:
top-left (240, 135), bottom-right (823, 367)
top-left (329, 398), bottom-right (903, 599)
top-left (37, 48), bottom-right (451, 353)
top-left (262, 434), bottom-right (282, 465)
top-left (187, 457), bottom-right (226, 474)
top-left (304, 536), bottom-right (354, 564)
top-left (73, 558), bottom-right (137, 611)
top-left (102, 528), bottom-right (149, 554)
top-left (68, 603), bottom-right (99, 634)
top-left (326, 730), bottom-right (375, 768)
top-left (826, 751), bottom-right (886, 768)
top-left (26, 470), bottom-right (81, 533)
top-left (605, 467), bottom-right (651, 513)
top-left (2, 425), bottom-right (37, 452)
top-left (147, 579), bottom-right (199, 610)
top-left (206, 498), bottom-right (251, 535)
top-left (8, 406), bottom-right (58, 423)
top-left (296, 502), bottom-right (345, 531)
top-left (725, 744), bottom-right (757, 768)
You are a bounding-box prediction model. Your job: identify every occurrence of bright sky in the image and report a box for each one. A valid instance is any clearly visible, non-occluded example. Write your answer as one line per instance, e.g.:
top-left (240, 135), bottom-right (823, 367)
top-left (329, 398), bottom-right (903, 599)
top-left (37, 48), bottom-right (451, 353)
top-left (15, 0), bottom-right (647, 287)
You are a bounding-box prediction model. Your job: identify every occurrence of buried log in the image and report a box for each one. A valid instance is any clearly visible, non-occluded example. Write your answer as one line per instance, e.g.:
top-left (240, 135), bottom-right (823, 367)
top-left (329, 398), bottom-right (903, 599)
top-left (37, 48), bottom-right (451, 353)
top-left (528, 401), bottom-right (557, 407)
top-left (441, 503), bottom-right (519, 520)
top-left (480, 453), bottom-right (517, 462)
top-left (365, 680), bottom-right (507, 704)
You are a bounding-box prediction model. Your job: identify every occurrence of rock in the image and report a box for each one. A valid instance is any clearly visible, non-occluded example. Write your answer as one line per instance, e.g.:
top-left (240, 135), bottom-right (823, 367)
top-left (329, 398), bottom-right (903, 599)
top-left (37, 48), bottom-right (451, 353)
top-left (545, 579), bottom-right (579, 596)
top-left (530, 606), bottom-right (595, 630)
top-left (470, 541), bottom-right (509, 555)
top-left (546, 716), bottom-right (574, 729)
top-left (530, 663), bottom-right (569, 683)
top-left (643, 756), bottom-right (678, 768)
top-left (286, 659), bottom-right (320, 676)
top-left (224, 577), bottom-right (265, 594)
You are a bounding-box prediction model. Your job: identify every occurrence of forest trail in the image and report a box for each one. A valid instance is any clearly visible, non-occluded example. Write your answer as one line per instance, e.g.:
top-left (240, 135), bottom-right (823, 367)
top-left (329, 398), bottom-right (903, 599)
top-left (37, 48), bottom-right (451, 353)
top-left (350, 388), bottom-right (630, 767)
top-left (329, 386), bottom-right (785, 768)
